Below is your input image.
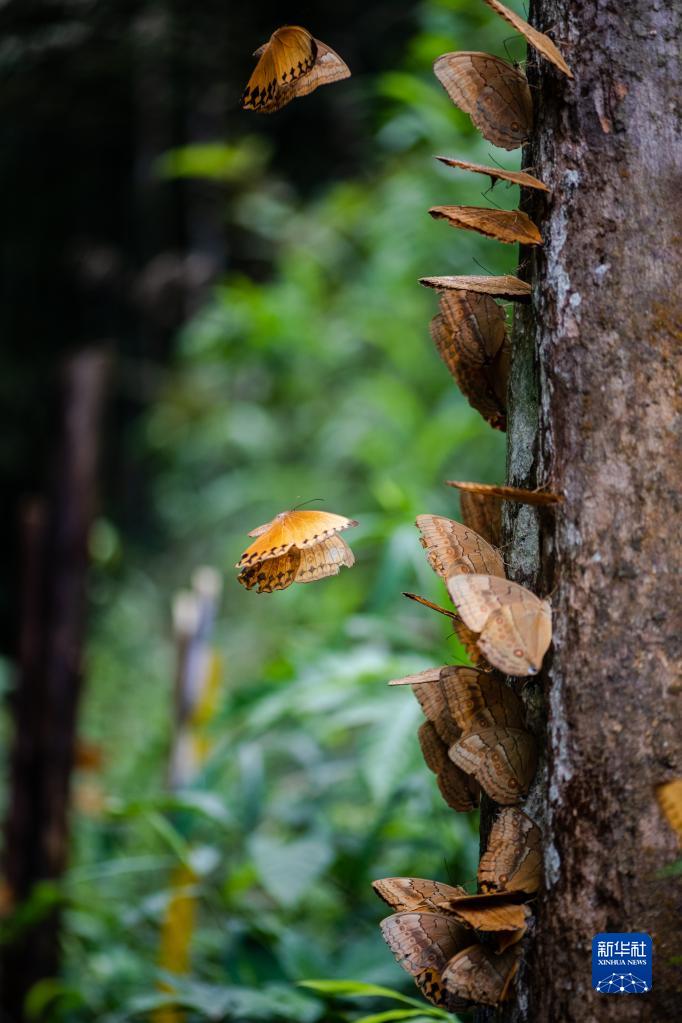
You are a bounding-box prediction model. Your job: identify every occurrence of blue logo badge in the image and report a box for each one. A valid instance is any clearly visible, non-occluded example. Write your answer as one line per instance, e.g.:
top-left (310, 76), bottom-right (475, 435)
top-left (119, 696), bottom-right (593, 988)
top-left (592, 933), bottom-right (652, 993)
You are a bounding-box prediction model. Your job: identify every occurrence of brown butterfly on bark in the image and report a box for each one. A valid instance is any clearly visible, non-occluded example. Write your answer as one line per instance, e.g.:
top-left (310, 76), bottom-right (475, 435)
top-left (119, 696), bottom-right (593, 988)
top-left (402, 592), bottom-right (492, 670)
top-left (379, 911), bottom-right (473, 1012)
top-left (442, 942), bottom-right (521, 1006)
top-left (419, 719), bottom-right (480, 812)
top-left (237, 509), bottom-right (357, 592)
top-left (436, 155), bottom-right (549, 192)
top-left (242, 26), bottom-right (350, 113)
top-left (429, 290), bottom-right (510, 430)
top-left (373, 873), bottom-right (526, 934)
top-left (429, 206), bottom-right (542, 246)
top-left (458, 488), bottom-right (503, 547)
top-left (442, 666), bottom-right (537, 803)
top-left (416, 515), bottom-right (505, 580)
top-left (420, 275), bottom-right (531, 302)
top-left (447, 575), bottom-right (552, 676)
top-left (433, 52), bottom-right (533, 150)
top-left (482, 0), bottom-right (573, 79)
top-left (446, 479), bottom-right (563, 506)
top-left (478, 807), bottom-right (542, 894)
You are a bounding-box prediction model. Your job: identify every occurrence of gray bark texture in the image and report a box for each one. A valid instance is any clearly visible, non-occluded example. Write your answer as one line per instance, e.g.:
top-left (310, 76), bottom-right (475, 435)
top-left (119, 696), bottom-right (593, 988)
top-left (492, 1), bottom-right (681, 1020)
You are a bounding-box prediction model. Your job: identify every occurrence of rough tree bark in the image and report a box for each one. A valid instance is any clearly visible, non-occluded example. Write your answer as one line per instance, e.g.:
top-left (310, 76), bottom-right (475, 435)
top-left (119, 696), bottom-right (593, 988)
top-left (487, 2), bottom-right (682, 1021)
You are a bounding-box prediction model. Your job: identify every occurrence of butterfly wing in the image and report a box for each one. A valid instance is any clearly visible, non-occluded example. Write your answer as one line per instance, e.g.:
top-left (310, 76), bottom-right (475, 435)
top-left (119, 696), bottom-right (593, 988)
top-left (435, 156), bottom-right (550, 192)
top-left (449, 726), bottom-right (537, 804)
top-left (411, 678), bottom-right (461, 745)
top-left (379, 911), bottom-right (471, 976)
top-left (420, 275), bottom-right (532, 301)
top-left (237, 509), bottom-right (357, 567)
top-left (429, 206), bottom-right (542, 246)
top-left (388, 666), bottom-right (449, 687)
top-left (482, 0), bottom-right (573, 78)
top-left (283, 39), bottom-right (350, 99)
top-left (443, 893), bottom-right (530, 932)
top-left (433, 52), bottom-right (532, 150)
top-left (446, 480), bottom-right (563, 506)
top-left (242, 26), bottom-right (317, 112)
top-left (372, 877), bottom-right (467, 913)
top-left (419, 721), bottom-right (480, 811)
top-left (237, 549), bottom-right (301, 592)
top-left (440, 666), bottom-right (525, 731)
top-left (293, 534), bottom-right (354, 583)
top-left (442, 943), bottom-right (520, 1006)
top-left (478, 808), bottom-right (542, 893)
top-left (416, 515), bottom-right (505, 579)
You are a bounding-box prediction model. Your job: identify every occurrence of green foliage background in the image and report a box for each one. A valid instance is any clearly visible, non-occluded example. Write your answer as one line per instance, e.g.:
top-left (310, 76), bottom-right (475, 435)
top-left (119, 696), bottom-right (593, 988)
top-left (19, 1), bottom-right (530, 1019)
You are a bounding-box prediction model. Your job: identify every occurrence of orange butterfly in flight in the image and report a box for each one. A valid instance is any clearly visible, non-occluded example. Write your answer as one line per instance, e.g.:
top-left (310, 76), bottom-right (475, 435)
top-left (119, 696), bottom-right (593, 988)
top-left (242, 26), bottom-right (350, 113)
top-left (236, 508), bottom-right (358, 592)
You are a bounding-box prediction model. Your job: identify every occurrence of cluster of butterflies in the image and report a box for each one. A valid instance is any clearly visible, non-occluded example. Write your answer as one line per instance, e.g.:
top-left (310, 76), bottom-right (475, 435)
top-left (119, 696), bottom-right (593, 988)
top-left (373, 805), bottom-right (541, 1010)
top-left (377, 0), bottom-right (572, 1008)
top-left (238, 2), bottom-right (572, 1012)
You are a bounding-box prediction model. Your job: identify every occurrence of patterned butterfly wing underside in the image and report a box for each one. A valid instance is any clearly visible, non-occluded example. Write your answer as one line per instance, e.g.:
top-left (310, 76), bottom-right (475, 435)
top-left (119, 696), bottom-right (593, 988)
top-left (478, 808), bottom-right (543, 893)
top-left (433, 52), bottom-right (533, 150)
top-left (415, 515), bottom-right (505, 579)
top-left (280, 40), bottom-right (350, 99)
top-left (442, 943), bottom-right (521, 1006)
top-left (447, 575), bottom-right (552, 676)
top-left (411, 680), bottom-right (461, 745)
top-left (238, 535), bottom-right (354, 592)
top-left (379, 911), bottom-right (471, 976)
top-left (449, 726), bottom-right (538, 804)
top-left (419, 721), bottom-right (480, 811)
top-left (372, 877), bottom-right (467, 913)
top-left (441, 893), bottom-right (531, 932)
top-left (439, 666), bottom-right (526, 731)
top-left (458, 489), bottom-right (503, 548)
top-left (429, 206), bottom-right (542, 246)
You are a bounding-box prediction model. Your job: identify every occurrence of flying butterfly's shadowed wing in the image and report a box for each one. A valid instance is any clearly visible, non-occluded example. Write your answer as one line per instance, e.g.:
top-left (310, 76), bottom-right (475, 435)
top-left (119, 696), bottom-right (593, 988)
top-left (435, 155), bottom-right (549, 192)
top-left (242, 26), bottom-right (349, 112)
top-left (433, 52), bottom-right (533, 150)
top-left (416, 514), bottom-right (505, 579)
top-left (242, 26), bottom-right (317, 112)
top-left (420, 275), bottom-right (532, 302)
top-left (429, 206), bottom-right (542, 245)
top-left (482, 0), bottom-right (573, 78)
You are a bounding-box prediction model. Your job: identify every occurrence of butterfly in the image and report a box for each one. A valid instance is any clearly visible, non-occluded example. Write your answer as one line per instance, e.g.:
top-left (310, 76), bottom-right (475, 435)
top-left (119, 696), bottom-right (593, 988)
top-left (419, 719), bottom-right (480, 812)
top-left (447, 575), bottom-right (552, 676)
top-left (441, 942), bottom-right (521, 1005)
top-left (416, 515), bottom-right (505, 580)
top-left (241, 26), bottom-right (350, 113)
top-left (433, 51), bottom-right (533, 150)
top-left (436, 155), bottom-right (549, 192)
top-left (429, 291), bottom-right (510, 430)
top-left (656, 779), bottom-right (682, 842)
top-left (429, 205), bottom-right (542, 246)
top-left (236, 509), bottom-right (357, 591)
top-left (482, 0), bottom-right (573, 79)
top-left (420, 274), bottom-right (531, 302)
top-left (441, 666), bottom-right (538, 804)
top-left (446, 479), bottom-right (562, 506)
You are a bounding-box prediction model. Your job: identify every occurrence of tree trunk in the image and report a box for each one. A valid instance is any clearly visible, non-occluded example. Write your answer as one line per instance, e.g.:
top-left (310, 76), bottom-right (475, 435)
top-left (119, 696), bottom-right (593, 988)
top-left (491, 1), bottom-right (682, 1020)
top-left (1, 349), bottom-right (111, 1020)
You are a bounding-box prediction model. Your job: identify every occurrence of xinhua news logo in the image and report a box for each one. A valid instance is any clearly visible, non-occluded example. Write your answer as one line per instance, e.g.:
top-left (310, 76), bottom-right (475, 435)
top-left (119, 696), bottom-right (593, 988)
top-left (592, 933), bottom-right (652, 994)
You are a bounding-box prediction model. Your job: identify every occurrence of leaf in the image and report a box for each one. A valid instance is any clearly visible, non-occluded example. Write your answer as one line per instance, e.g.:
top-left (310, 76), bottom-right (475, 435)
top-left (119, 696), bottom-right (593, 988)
top-left (353, 1012), bottom-right (447, 1023)
top-left (249, 834), bottom-right (333, 907)
top-left (299, 980), bottom-right (429, 1010)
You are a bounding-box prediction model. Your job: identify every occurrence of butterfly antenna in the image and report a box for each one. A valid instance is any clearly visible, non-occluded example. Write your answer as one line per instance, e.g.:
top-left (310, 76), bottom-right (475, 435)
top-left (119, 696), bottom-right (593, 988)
top-left (482, 189), bottom-right (504, 210)
top-left (473, 258), bottom-right (495, 275)
top-left (291, 497), bottom-right (325, 511)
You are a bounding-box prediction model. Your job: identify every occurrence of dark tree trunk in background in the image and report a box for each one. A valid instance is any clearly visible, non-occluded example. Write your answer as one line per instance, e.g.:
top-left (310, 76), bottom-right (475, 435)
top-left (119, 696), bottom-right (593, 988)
top-left (1, 350), bottom-right (111, 1021)
top-left (491, 2), bottom-right (682, 1020)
